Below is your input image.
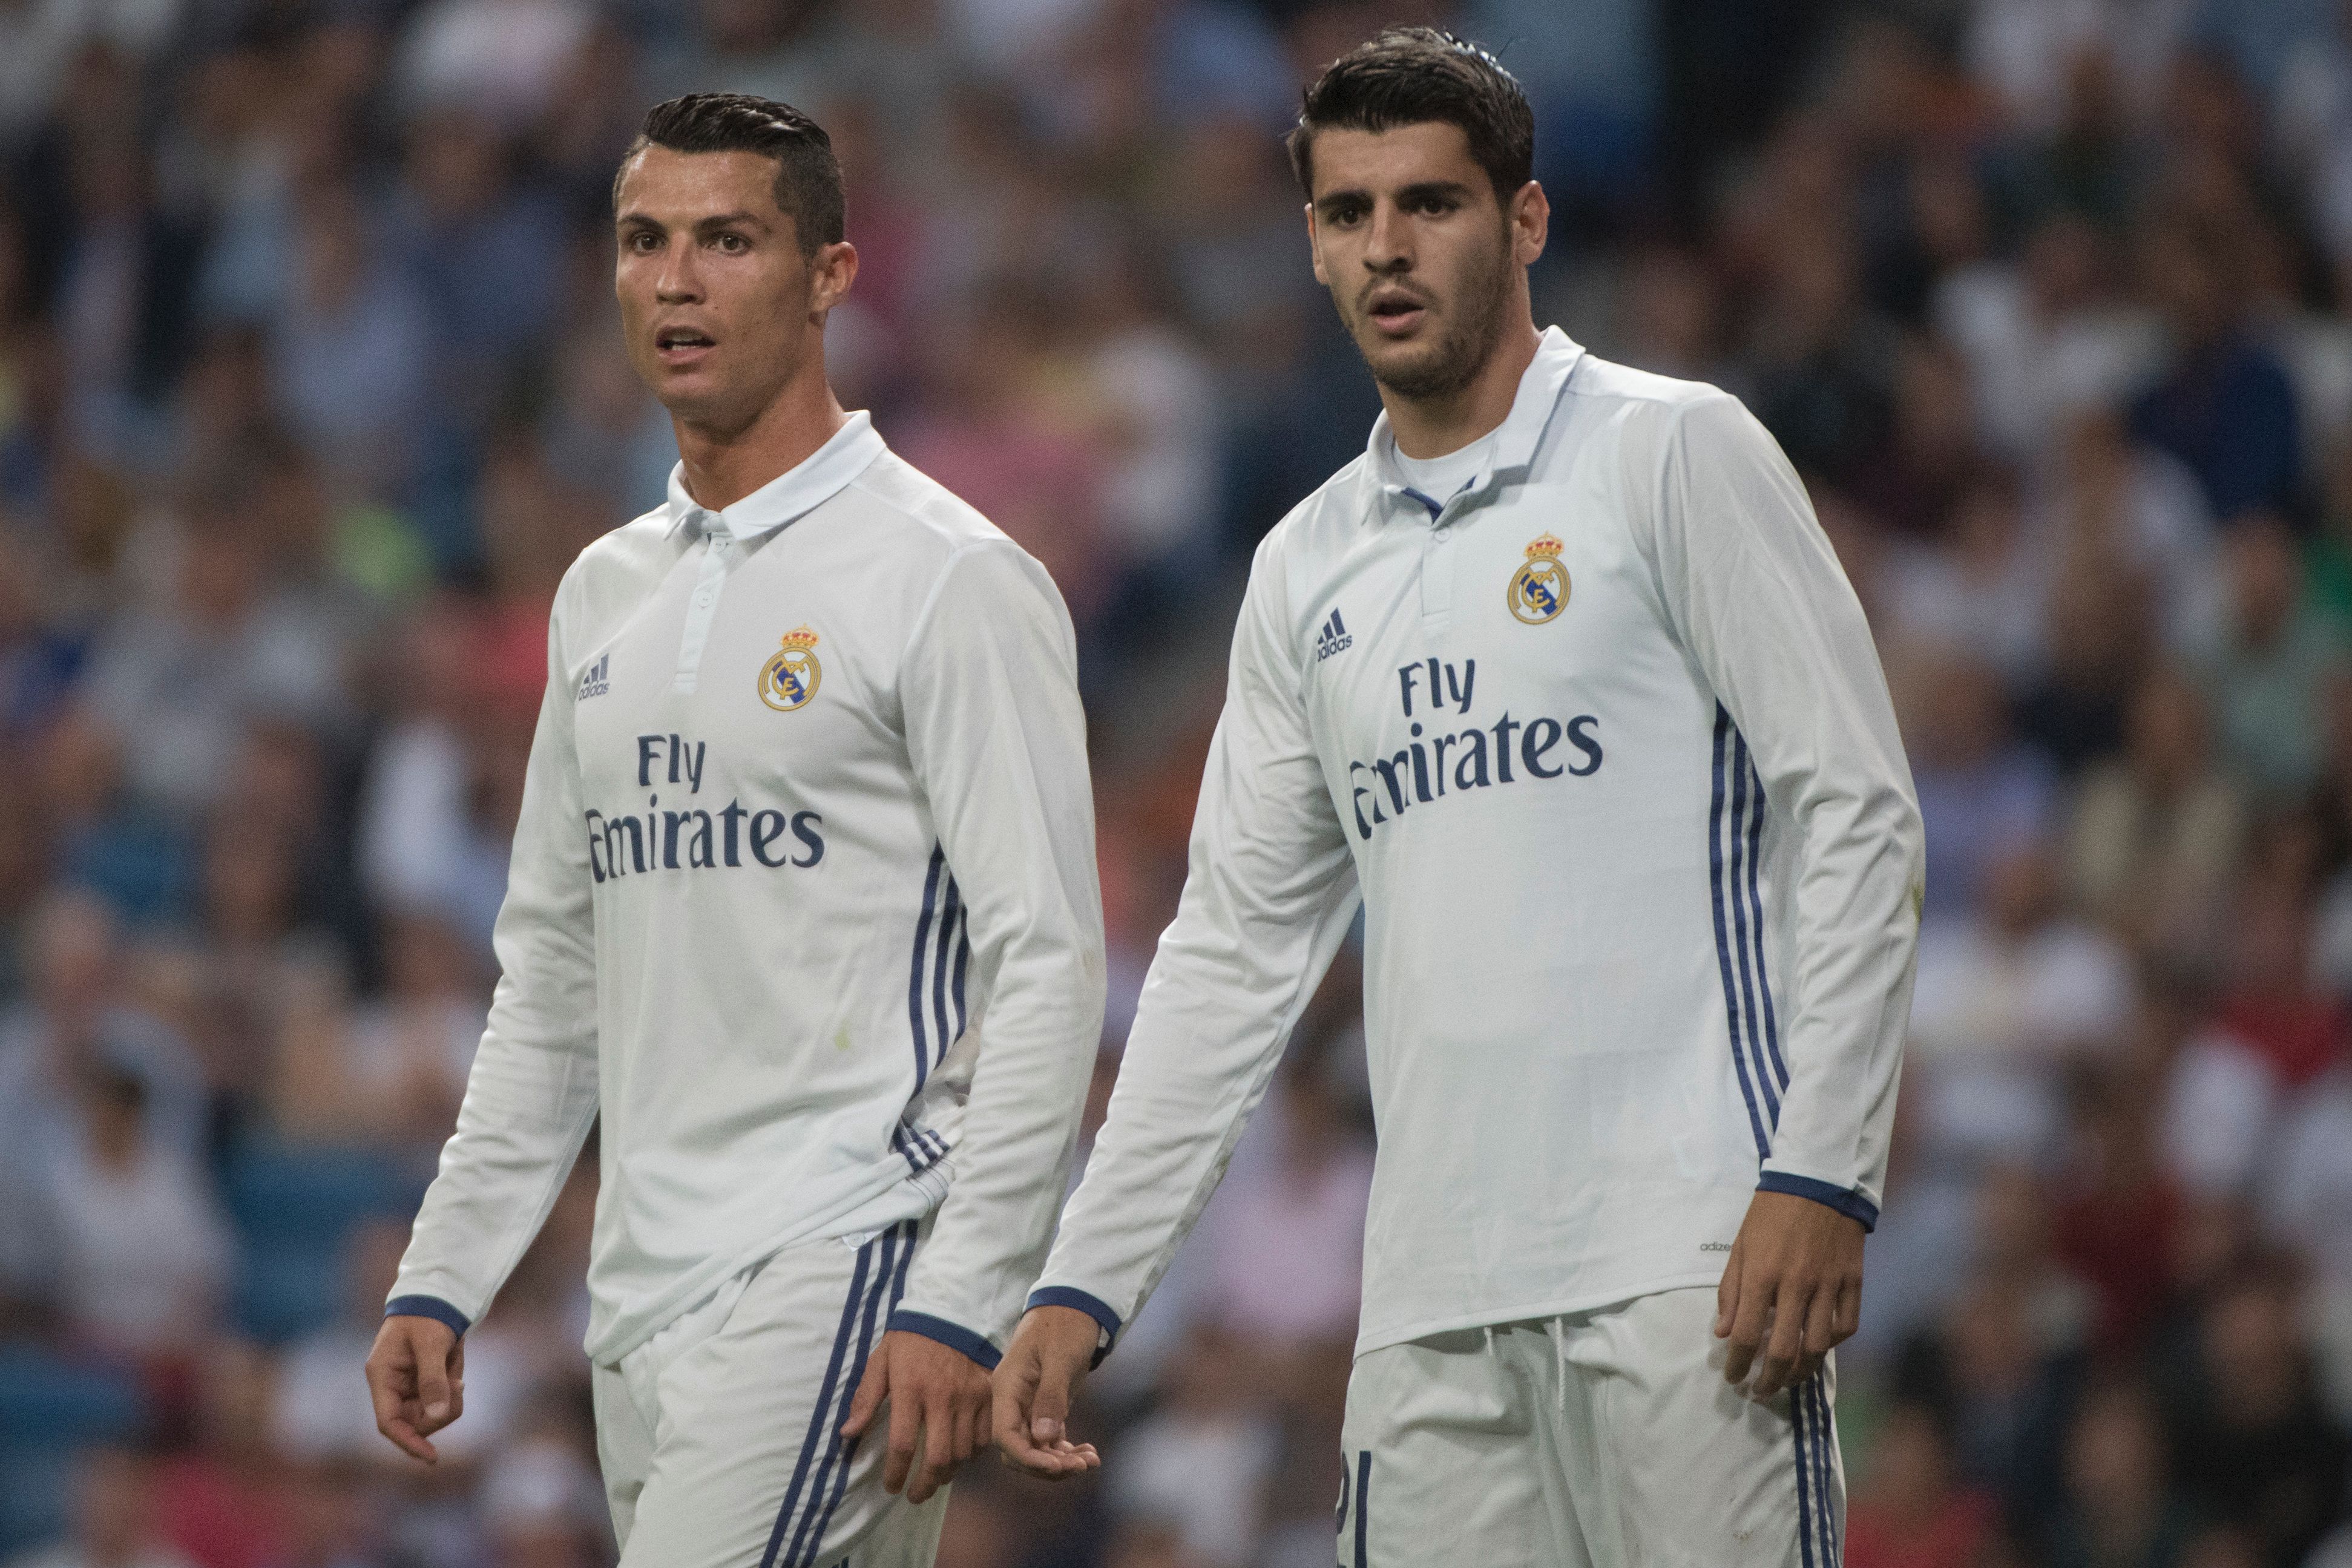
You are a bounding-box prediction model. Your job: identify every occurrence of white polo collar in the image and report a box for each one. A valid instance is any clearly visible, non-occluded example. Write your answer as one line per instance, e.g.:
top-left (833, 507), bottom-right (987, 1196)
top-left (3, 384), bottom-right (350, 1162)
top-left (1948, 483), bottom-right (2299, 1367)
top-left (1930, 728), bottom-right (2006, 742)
top-left (664, 410), bottom-right (888, 543)
top-left (1363, 325), bottom-right (1585, 520)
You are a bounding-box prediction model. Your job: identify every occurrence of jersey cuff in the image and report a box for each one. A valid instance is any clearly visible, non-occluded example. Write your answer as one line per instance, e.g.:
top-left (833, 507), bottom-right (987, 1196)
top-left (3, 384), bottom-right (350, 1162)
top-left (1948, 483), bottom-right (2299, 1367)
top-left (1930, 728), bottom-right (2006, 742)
top-left (887, 1310), bottom-right (1002, 1370)
top-left (1756, 1172), bottom-right (1879, 1232)
top-left (384, 1295), bottom-right (472, 1337)
top-left (1026, 1285), bottom-right (1121, 1368)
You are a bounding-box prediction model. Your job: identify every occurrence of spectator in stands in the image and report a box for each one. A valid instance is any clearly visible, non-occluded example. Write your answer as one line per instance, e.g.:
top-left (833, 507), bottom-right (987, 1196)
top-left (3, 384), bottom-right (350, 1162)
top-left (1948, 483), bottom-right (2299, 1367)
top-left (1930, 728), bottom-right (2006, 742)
top-left (2171, 1258), bottom-right (2350, 1568)
top-left (1845, 1400), bottom-right (2000, 1568)
top-left (5, 1446), bottom-right (199, 1568)
top-left (32, 1060), bottom-right (228, 1363)
top-left (2068, 664), bottom-right (2246, 948)
top-left (2193, 515), bottom-right (2347, 801)
top-left (2042, 1375), bottom-right (2198, 1568)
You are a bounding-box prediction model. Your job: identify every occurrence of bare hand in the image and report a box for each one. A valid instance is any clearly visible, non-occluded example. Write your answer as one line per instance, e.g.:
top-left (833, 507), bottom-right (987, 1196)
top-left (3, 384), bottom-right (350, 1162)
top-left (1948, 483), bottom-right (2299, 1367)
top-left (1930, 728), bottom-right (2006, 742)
top-left (1715, 1190), bottom-right (1864, 1399)
top-left (992, 1305), bottom-right (1103, 1480)
top-left (366, 1315), bottom-right (465, 1463)
top-left (840, 1330), bottom-right (994, 1504)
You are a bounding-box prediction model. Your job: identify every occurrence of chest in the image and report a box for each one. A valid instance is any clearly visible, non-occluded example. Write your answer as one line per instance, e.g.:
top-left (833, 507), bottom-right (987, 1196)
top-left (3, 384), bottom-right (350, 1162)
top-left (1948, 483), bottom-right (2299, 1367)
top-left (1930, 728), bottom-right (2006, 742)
top-left (1301, 484), bottom-right (1684, 767)
top-left (569, 536), bottom-right (903, 810)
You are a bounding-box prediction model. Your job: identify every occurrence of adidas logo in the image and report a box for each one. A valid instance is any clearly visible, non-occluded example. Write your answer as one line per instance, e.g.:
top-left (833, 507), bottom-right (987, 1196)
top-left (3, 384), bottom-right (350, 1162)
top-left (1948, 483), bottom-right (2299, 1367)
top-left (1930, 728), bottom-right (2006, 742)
top-left (1315, 608), bottom-right (1352, 661)
top-left (577, 652), bottom-right (610, 700)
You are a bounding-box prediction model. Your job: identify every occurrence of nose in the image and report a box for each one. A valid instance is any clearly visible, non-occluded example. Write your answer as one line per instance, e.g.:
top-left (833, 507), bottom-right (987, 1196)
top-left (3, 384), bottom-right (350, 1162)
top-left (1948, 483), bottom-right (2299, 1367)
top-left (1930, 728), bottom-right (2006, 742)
top-left (1362, 198), bottom-right (1412, 275)
top-left (654, 241), bottom-right (703, 304)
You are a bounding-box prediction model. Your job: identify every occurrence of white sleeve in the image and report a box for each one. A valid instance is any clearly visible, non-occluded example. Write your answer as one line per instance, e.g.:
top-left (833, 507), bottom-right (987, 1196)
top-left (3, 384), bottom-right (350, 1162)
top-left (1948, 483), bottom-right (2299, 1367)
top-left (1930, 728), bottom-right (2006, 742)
top-left (388, 583), bottom-right (600, 1334)
top-left (1647, 390), bottom-right (1925, 1227)
top-left (1027, 536), bottom-right (1361, 1353)
top-left (886, 540), bottom-right (1107, 1363)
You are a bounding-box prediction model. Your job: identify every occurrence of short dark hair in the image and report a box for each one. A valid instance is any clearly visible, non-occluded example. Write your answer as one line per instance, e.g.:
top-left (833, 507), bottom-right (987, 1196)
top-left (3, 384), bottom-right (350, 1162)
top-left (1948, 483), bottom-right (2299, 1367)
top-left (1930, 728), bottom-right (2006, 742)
top-left (1287, 28), bottom-right (1534, 206)
top-left (614, 93), bottom-right (845, 255)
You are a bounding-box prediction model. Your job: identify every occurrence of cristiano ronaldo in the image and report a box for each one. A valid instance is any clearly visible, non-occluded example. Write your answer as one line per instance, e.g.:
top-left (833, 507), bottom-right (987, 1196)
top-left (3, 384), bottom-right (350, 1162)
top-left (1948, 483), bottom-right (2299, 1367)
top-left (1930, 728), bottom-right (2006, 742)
top-left (366, 94), bottom-right (1105, 1568)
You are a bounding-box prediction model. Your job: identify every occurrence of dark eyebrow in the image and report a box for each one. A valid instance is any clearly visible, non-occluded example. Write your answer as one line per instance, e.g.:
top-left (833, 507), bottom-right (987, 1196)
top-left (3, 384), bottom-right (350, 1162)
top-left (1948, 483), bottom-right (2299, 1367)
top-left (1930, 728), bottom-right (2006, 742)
top-left (1396, 180), bottom-right (1475, 205)
top-left (694, 211), bottom-right (769, 235)
top-left (613, 210), bottom-right (772, 234)
top-left (1314, 180), bottom-right (1476, 217)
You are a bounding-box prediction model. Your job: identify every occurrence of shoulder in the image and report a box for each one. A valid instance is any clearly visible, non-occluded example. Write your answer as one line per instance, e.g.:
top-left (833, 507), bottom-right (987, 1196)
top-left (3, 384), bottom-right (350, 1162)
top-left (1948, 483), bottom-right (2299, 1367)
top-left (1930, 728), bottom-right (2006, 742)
top-left (560, 507), bottom-right (674, 600)
top-left (846, 450), bottom-right (1013, 563)
top-left (850, 450), bottom-right (1070, 631)
top-left (1560, 355), bottom-right (1786, 488)
top-left (1252, 453), bottom-right (1376, 582)
top-left (1564, 352), bottom-right (1732, 415)
top-left (548, 508), bottom-right (674, 645)
top-left (1562, 354), bottom-right (1749, 450)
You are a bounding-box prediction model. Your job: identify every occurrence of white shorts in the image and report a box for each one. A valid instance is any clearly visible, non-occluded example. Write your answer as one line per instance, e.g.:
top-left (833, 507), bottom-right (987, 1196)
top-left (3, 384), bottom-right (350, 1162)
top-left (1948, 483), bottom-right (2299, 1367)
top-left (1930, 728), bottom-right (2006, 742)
top-left (1335, 1287), bottom-right (1843, 1568)
top-left (591, 1221), bottom-right (950, 1568)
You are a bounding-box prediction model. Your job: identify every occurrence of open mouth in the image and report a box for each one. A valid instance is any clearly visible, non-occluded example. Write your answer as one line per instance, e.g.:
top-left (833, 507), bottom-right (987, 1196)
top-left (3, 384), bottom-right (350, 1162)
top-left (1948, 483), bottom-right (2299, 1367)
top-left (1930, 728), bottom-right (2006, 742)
top-left (655, 327), bottom-right (715, 359)
top-left (1365, 291), bottom-right (1428, 336)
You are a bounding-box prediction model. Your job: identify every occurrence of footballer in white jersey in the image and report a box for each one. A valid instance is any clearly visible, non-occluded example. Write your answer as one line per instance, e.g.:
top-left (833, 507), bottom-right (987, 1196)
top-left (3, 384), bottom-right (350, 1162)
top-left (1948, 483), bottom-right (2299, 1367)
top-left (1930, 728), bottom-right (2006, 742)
top-left (364, 94), bottom-right (1106, 1568)
top-left (996, 29), bottom-right (1923, 1568)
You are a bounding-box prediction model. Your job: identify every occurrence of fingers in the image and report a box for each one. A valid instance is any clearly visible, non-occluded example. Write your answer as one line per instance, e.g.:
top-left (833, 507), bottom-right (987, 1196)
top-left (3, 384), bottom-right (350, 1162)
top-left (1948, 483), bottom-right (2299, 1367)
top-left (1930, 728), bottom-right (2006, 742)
top-left (992, 1343), bottom-right (1100, 1481)
top-left (1713, 1235), bottom-right (1744, 1340)
top-left (1784, 1282), bottom-right (1838, 1393)
top-left (1832, 1273), bottom-right (1862, 1344)
top-left (967, 1397), bottom-right (992, 1468)
top-left (380, 1413), bottom-right (438, 1464)
top-left (991, 1348), bottom-right (1057, 1475)
top-left (1721, 1263), bottom-right (1770, 1388)
top-left (366, 1330), bottom-right (438, 1464)
top-left (905, 1356), bottom-right (1000, 1503)
top-left (1030, 1339), bottom-right (1075, 1448)
top-left (1752, 1278), bottom-right (1813, 1399)
top-left (905, 1386), bottom-right (964, 1504)
top-left (996, 1430), bottom-right (1101, 1480)
top-left (883, 1366), bottom-right (920, 1496)
top-left (414, 1337), bottom-right (459, 1434)
top-left (841, 1345), bottom-right (889, 1442)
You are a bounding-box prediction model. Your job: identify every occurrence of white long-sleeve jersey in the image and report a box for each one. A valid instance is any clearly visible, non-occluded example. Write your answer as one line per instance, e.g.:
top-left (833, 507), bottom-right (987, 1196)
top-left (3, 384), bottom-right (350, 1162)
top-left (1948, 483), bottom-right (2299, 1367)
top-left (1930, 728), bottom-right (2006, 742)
top-left (389, 413), bottom-right (1106, 1366)
top-left (1030, 330), bottom-right (1923, 1359)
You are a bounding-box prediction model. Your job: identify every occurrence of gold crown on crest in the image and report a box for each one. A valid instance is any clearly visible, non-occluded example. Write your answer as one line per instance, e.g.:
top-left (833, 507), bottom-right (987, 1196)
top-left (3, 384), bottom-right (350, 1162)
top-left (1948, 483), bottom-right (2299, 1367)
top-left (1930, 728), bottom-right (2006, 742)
top-left (779, 625), bottom-right (820, 649)
top-left (1525, 534), bottom-right (1564, 560)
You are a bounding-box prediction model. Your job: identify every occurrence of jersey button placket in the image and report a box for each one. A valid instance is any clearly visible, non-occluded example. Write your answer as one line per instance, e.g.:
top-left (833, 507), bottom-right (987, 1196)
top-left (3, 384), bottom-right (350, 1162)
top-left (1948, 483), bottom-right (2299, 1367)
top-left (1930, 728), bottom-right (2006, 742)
top-left (1421, 513), bottom-right (1457, 626)
top-left (673, 526), bottom-right (734, 693)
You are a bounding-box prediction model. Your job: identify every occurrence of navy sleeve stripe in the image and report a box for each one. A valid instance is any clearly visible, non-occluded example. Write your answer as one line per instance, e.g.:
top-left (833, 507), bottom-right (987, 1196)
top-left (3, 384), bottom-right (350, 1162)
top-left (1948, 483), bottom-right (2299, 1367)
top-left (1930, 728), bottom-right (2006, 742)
top-left (887, 1309), bottom-right (1002, 1370)
top-left (1710, 706), bottom-right (1772, 1158)
top-left (1027, 1285), bottom-right (1122, 1368)
top-left (384, 1295), bottom-right (472, 1337)
top-left (906, 847), bottom-right (945, 1090)
top-left (1756, 1172), bottom-right (1879, 1232)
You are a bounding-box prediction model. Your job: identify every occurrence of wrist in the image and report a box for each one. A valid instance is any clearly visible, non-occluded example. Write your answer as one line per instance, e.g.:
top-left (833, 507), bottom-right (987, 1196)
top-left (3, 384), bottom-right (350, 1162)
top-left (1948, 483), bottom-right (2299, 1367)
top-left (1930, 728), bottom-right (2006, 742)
top-left (1025, 1285), bottom-right (1120, 1368)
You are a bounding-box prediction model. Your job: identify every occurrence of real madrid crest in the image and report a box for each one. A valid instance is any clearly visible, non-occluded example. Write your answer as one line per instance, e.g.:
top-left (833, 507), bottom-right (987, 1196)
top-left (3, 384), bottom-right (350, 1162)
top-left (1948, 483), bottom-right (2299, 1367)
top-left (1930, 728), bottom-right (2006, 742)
top-left (1508, 533), bottom-right (1569, 624)
top-left (759, 625), bottom-right (823, 712)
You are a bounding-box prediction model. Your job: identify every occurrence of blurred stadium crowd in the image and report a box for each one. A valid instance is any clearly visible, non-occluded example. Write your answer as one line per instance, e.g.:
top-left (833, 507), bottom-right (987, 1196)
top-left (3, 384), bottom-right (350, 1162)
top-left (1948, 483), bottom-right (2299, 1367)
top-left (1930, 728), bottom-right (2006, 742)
top-left (3, 0), bottom-right (2352, 1565)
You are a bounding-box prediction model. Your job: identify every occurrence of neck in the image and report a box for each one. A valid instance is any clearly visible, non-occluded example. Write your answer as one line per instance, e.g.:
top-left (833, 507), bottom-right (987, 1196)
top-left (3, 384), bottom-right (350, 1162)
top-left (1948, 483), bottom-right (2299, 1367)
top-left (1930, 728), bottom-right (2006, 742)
top-left (1382, 316), bottom-right (1542, 459)
top-left (672, 363), bottom-right (848, 513)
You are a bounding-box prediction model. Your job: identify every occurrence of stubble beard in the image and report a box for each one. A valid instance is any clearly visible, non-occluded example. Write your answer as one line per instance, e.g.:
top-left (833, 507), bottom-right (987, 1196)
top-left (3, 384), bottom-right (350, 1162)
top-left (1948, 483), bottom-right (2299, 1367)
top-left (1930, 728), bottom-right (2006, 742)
top-left (1353, 230), bottom-right (1513, 403)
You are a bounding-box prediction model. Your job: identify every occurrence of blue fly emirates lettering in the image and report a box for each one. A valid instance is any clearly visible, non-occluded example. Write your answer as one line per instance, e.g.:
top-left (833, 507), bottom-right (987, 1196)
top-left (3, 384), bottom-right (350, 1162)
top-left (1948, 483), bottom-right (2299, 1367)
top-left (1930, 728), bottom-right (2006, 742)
top-left (585, 731), bottom-right (824, 879)
top-left (1345, 657), bottom-right (1601, 840)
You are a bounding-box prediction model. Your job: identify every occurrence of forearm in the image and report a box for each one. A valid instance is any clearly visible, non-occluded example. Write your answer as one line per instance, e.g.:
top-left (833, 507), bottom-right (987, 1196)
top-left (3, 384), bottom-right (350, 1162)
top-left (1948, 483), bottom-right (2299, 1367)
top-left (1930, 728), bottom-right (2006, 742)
top-left (892, 539), bottom-right (1106, 1359)
top-left (1756, 786), bottom-right (1920, 1222)
top-left (890, 946), bottom-right (1102, 1361)
top-left (392, 582), bottom-right (601, 1327)
top-left (1030, 798), bottom-right (1362, 1342)
top-left (391, 1020), bottom-right (599, 1328)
